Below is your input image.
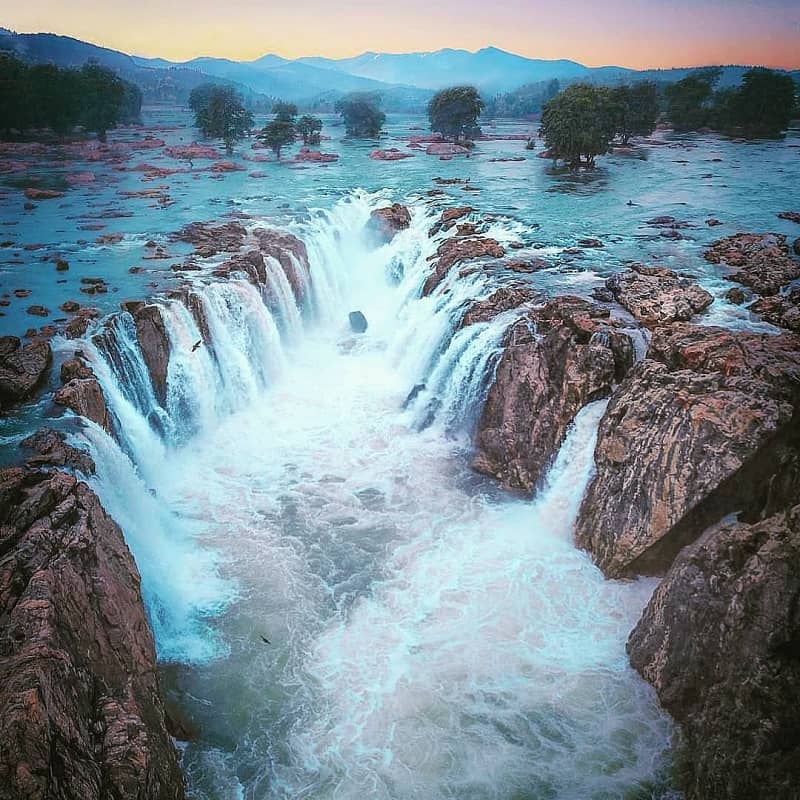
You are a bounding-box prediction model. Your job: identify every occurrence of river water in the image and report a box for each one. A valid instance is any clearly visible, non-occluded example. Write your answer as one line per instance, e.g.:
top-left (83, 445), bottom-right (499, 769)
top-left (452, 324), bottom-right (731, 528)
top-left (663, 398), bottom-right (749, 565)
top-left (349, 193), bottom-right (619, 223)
top-left (2, 109), bottom-right (799, 798)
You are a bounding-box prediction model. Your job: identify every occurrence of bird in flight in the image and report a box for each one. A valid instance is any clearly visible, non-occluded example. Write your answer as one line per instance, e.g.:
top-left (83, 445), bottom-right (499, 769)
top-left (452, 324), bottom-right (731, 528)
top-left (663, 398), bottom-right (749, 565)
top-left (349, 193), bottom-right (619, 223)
top-left (192, 340), bottom-right (202, 352)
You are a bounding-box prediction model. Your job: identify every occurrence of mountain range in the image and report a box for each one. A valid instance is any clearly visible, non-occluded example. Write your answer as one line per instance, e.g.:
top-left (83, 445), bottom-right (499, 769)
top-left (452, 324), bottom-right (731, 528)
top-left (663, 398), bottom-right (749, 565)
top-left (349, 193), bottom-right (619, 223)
top-left (2, 29), bottom-right (797, 112)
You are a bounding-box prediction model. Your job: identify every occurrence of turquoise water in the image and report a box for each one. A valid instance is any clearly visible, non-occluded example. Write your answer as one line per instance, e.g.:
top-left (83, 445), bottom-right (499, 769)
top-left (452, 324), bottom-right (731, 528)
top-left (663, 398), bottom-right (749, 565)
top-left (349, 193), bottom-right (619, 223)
top-left (1, 109), bottom-right (799, 799)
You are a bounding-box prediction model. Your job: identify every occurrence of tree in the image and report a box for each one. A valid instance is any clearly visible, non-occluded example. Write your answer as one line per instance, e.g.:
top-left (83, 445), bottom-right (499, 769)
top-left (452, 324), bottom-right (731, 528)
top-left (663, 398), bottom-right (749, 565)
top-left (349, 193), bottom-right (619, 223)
top-left (296, 114), bottom-right (322, 145)
top-left (665, 68), bottom-right (721, 132)
top-left (28, 64), bottom-right (81, 136)
top-left (258, 118), bottom-right (296, 159)
top-left (79, 62), bottom-right (125, 142)
top-left (539, 84), bottom-right (616, 168)
top-left (427, 85), bottom-right (484, 142)
top-left (336, 92), bottom-right (385, 137)
top-left (723, 68), bottom-right (796, 138)
top-left (0, 54), bottom-right (31, 135)
top-left (188, 83), bottom-right (217, 115)
top-left (610, 81), bottom-right (658, 144)
top-left (272, 101), bottom-right (298, 122)
top-left (120, 81), bottom-right (143, 124)
top-left (194, 86), bottom-right (254, 154)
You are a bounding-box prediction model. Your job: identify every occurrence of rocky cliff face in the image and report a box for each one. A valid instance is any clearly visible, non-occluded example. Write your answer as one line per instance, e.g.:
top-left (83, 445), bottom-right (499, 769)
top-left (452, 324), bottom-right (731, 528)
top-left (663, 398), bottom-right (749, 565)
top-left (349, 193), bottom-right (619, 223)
top-left (575, 324), bottom-right (800, 577)
top-left (0, 336), bottom-right (51, 410)
top-left (627, 506), bottom-right (800, 800)
top-left (473, 297), bottom-right (634, 492)
top-left (0, 434), bottom-right (184, 800)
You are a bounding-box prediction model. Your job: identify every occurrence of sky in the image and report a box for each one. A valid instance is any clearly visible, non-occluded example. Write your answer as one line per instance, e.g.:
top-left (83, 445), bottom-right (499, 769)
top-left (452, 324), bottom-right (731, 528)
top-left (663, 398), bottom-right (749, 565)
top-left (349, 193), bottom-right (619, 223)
top-left (1, 0), bottom-right (799, 68)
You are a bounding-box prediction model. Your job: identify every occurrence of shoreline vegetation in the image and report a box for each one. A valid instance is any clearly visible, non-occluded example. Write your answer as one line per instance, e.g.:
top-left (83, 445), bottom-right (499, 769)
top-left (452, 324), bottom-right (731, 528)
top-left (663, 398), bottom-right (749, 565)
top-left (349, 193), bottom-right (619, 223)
top-left (0, 33), bottom-right (799, 800)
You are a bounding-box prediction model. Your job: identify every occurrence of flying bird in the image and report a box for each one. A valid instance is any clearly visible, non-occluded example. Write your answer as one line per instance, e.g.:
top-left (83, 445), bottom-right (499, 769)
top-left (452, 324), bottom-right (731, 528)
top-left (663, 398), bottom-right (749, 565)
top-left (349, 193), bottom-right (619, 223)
top-left (192, 340), bottom-right (202, 352)
top-left (260, 635), bottom-right (271, 645)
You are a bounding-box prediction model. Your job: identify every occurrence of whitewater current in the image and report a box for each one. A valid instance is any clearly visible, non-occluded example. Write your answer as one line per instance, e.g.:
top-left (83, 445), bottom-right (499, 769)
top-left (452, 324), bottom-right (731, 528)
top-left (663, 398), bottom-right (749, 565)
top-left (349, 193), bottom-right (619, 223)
top-left (55, 190), bottom-right (674, 799)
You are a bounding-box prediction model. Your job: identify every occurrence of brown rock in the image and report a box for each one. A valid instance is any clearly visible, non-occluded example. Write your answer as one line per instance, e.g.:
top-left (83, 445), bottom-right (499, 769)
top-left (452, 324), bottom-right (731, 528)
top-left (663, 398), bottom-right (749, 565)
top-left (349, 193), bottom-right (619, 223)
top-left (130, 305), bottom-right (170, 407)
top-left (55, 376), bottom-right (111, 431)
top-left (777, 211), bottom-right (800, 224)
top-left (575, 324), bottom-right (800, 577)
top-left (423, 236), bottom-right (505, 296)
top-left (26, 305), bottom-right (50, 317)
top-left (367, 203), bottom-right (411, 244)
top-left (473, 297), bottom-right (634, 492)
top-left (705, 233), bottom-right (800, 296)
top-left (0, 466), bottom-right (185, 800)
top-left (174, 220), bottom-right (247, 258)
top-left (429, 206), bottom-right (473, 236)
top-left (252, 228), bottom-right (311, 303)
top-left (23, 188), bottom-right (64, 200)
top-left (20, 427), bottom-right (95, 473)
top-left (426, 142), bottom-right (470, 156)
top-left (749, 289), bottom-right (800, 332)
top-left (459, 285), bottom-right (540, 329)
top-left (605, 263), bottom-right (713, 327)
top-left (0, 336), bottom-right (52, 409)
top-left (369, 148), bottom-right (413, 161)
top-left (627, 506), bottom-right (800, 800)
top-left (725, 287), bottom-right (746, 305)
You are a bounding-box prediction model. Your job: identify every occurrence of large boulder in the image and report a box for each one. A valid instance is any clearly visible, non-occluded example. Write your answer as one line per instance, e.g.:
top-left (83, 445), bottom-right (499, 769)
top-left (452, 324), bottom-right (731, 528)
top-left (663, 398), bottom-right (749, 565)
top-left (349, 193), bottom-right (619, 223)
top-left (627, 506), bottom-right (800, 800)
top-left (605, 264), bottom-right (713, 327)
top-left (705, 233), bottom-right (800, 296)
top-left (0, 336), bottom-right (51, 410)
top-left (366, 203), bottom-right (411, 244)
top-left (252, 228), bottom-right (311, 304)
top-left (458, 285), bottom-right (540, 329)
top-left (19, 427), bottom-right (95, 473)
top-left (473, 297), bottom-right (634, 493)
top-left (428, 206), bottom-right (473, 236)
top-left (0, 465), bottom-right (185, 799)
top-left (130, 305), bottom-right (170, 408)
top-left (422, 236), bottom-right (505, 296)
top-left (749, 289), bottom-right (800, 332)
top-left (575, 324), bottom-right (800, 577)
top-left (173, 220), bottom-right (247, 258)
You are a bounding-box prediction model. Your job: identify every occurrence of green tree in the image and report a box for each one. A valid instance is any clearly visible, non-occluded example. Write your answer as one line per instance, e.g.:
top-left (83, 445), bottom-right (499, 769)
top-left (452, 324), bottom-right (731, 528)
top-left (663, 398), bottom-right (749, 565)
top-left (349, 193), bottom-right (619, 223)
top-left (28, 64), bottom-right (82, 137)
top-left (272, 101), bottom-right (298, 122)
top-left (194, 86), bottom-right (254, 154)
top-left (539, 83), bottom-right (616, 168)
top-left (427, 85), bottom-right (484, 142)
top-left (610, 81), bottom-right (658, 144)
top-left (665, 68), bottom-right (721, 132)
top-left (79, 62), bottom-right (125, 142)
top-left (120, 81), bottom-right (143, 124)
top-left (335, 92), bottom-right (385, 137)
top-left (258, 118), bottom-right (296, 159)
top-left (724, 68), bottom-right (796, 138)
top-left (188, 83), bottom-right (217, 115)
top-left (296, 114), bottom-right (322, 145)
top-left (0, 54), bottom-right (31, 135)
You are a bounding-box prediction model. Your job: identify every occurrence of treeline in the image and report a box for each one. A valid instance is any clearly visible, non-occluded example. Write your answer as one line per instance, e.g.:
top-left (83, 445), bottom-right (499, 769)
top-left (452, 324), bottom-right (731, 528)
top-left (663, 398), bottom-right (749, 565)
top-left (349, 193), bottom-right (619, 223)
top-left (0, 53), bottom-right (142, 141)
top-left (484, 79), bottom-right (562, 119)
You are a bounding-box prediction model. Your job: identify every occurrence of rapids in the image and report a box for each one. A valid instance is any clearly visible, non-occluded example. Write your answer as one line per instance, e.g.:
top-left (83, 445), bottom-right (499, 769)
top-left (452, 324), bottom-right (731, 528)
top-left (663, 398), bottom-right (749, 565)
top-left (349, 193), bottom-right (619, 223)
top-left (52, 191), bottom-right (676, 798)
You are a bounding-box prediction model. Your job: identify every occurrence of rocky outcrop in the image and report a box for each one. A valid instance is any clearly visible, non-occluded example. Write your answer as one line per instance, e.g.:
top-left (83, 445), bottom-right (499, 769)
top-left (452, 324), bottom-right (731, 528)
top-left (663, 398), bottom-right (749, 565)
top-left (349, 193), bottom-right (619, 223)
top-left (605, 264), bottom-right (713, 327)
top-left (458, 285), bottom-right (540, 329)
top-left (369, 148), bottom-right (413, 161)
top-left (422, 236), bottom-right (505, 296)
top-left (366, 204), bottom-right (411, 244)
top-left (252, 228), bottom-right (311, 303)
top-left (19, 427), bottom-right (95, 473)
top-left (705, 233), bottom-right (800, 296)
top-left (428, 206), bottom-right (473, 236)
top-left (0, 336), bottom-right (52, 410)
top-left (749, 289), bottom-right (800, 332)
top-left (473, 297), bottom-right (634, 492)
top-left (575, 324), bottom-right (800, 577)
top-left (130, 305), bottom-right (170, 408)
top-left (174, 220), bottom-right (247, 258)
top-left (627, 506), bottom-right (800, 800)
top-left (54, 357), bottom-right (111, 431)
top-left (0, 461), bottom-right (185, 800)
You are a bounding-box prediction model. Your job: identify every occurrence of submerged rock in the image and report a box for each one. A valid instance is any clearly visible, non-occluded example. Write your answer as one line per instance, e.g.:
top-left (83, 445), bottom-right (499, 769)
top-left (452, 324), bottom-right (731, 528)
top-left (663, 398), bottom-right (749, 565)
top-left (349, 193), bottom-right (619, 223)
top-left (705, 233), bottom-right (800, 296)
top-left (349, 311), bottom-right (368, 333)
top-left (366, 203), bottom-right (411, 244)
top-left (575, 324), bottom-right (800, 577)
top-left (0, 335), bottom-right (51, 410)
top-left (473, 297), bottom-right (634, 493)
top-left (628, 506), bottom-right (800, 799)
top-left (0, 465), bottom-right (185, 800)
top-left (605, 264), bottom-right (713, 327)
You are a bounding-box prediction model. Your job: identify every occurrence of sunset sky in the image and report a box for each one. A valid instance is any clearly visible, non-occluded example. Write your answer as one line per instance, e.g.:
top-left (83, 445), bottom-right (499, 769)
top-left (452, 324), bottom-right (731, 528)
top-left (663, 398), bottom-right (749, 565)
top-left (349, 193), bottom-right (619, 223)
top-left (2, 0), bottom-right (799, 68)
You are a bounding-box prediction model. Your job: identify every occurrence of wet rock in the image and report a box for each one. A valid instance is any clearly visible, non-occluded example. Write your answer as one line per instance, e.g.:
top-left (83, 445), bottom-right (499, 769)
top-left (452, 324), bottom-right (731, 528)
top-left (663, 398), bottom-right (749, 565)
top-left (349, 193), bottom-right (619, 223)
top-left (705, 218), bottom-right (723, 226)
top-left (23, 188), bottom-right (64, 200)
top-left (164, 143), bottom-right (219, 160)
top-left (577, 237), bottom-right (603, 248)
top-left (0, 336), bottom-right (52, 409)
top-left (174, 220), bottom-right (247, 257)
top-left (473, 297), bottom-right (634, 492)
top-left (294, 148), bottom-right (338, 163)
top-left (369, 148), bottom-right (413, 161)
top-left (26, 305), bottom-right (50, 317)
top-left (423, 236), bottom-right (505, 296)
top-left (55, 373), bottom-right (110, 431)
top-left (349, 311), bottom-right (368, 333)
top-left (367, 203), bottom-right (411, 244)
top-left (749, 289), bottom-right (800, 332)
top-left (252, 228), bottom-right (311, 303)
top-left (627, 506), bottom-right (800, 800)
top-left (95, 232), bottom-right (124, 245)
top-left (504, 257), bottom-right (549, 273)
top-left (794, 237), bottom-right (800, 257)
top-left (575, 324), bottom-right (800, 577)
top-left (459, 285), bottom-right (540, 329)
top-left (705, 233), bottom-right (800, 296)
top-left (402, 383), bottom-right (426, 410)
top-left (0, 466), bottom-right (185, 800)
top-left (605, 263), bottom-right (714, 327)
top-left (55, 258), bottom-right (69, 271)
top-left (64, 308), bottom-right (99, 339)
top-left (130, 304), bottom-right (170, 407)
top-left (20, 426), bottom-right (95, 473)
top-left (725, 287), bottom-right (746, 305)
top-left (777, 211), bottom-right (800, 224)
top-left (429, 206), bottom-right (473, 236)
top-left (426, 143), bottom-right (470, 156)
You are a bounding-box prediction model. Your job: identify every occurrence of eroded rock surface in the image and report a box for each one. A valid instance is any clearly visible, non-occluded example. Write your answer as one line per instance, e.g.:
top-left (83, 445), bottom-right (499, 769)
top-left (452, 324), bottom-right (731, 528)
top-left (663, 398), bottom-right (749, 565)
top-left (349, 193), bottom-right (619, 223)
top-left (473, 297), bottom-right (634, 492)
top-left (367, 203), bottom-right (411, 244)
top-left (130, 305), bottom-right (170, 407)
top-left (628, 506), bottom-right (800, 800)
top-left (0, 336), bottom-right (51, 410)
top-left (605, 264), bottom-right (713, 327)
top-left (252, 228), bottom-right (311, 303)
top-left (0, 464), bottom-right (185, 800)
top-left (174, 220), bottom-right (247, 257)
top-left (458, 285), bottom-right (540, 329)
top-left (423, 236), bottom-right (505, 296)
top-left (749, 289), bottom-right (800, 332)
top-left (576, 324), bottom-right (800, 577)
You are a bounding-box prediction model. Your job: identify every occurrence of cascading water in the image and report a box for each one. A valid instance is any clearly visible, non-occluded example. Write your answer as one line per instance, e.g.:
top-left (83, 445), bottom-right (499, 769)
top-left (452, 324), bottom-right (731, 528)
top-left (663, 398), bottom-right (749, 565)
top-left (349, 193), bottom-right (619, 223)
top-left (53, 189), bottom-right (674, 798)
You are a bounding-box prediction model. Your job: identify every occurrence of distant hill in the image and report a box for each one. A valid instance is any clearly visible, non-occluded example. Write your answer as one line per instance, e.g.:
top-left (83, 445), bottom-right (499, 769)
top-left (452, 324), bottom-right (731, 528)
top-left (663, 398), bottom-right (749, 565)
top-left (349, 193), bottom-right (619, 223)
top-left (1, 30), bottom-right (796, 111)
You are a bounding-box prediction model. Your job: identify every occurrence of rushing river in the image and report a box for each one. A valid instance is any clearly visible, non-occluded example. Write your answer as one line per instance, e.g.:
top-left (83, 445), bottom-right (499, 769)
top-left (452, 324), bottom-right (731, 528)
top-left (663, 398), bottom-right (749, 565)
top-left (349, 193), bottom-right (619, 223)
top-left (2, 109), bottom-right (799, 798)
